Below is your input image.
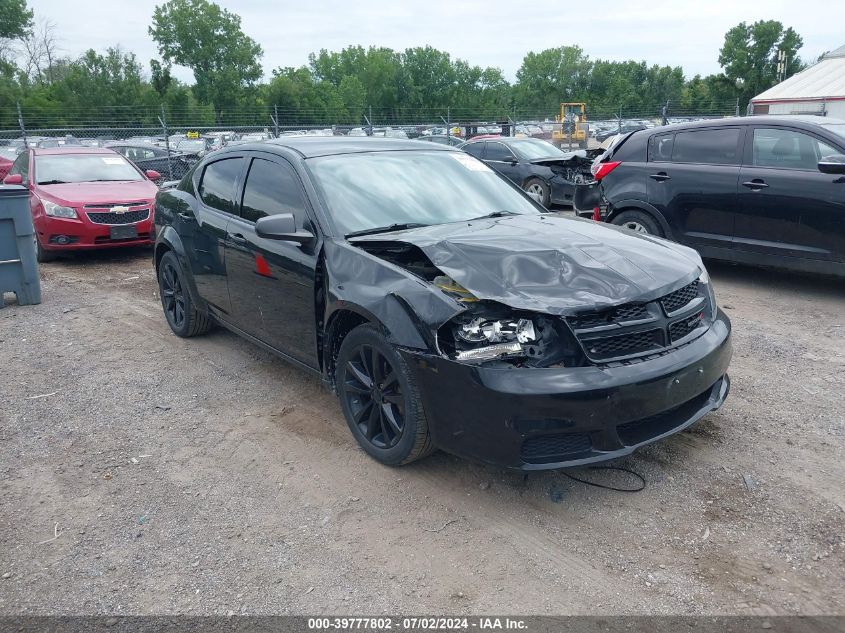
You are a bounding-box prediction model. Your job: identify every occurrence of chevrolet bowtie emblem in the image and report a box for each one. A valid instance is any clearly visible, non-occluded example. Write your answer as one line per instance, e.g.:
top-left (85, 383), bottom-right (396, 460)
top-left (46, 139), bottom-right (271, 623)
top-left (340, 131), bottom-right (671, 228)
top-left (112, 206), bottom-right (129, 214)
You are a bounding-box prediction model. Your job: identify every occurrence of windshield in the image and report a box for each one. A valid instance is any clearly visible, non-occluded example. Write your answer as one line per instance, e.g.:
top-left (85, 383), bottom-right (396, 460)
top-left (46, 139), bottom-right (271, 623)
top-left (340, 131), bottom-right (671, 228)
top-left (176, 140), bottom-right (206, 151)
top-left (309, 150), bottom-right (540, 236)
top-left (509, 138), bottom-right (566, 160)
top-left (34, 154), bottom-right (142, 184)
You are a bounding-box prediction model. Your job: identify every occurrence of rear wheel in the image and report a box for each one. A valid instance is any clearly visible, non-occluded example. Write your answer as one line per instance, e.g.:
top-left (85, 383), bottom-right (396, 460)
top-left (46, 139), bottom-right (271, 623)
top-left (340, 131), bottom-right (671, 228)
top-left (157, 250), bottom-right (211, 337)
top-left (611, 210), bottom-right (664, 237)
top-left (524, 178), bottom-right (550, 207)
top-left (336, 324), bottom-right (434, 466)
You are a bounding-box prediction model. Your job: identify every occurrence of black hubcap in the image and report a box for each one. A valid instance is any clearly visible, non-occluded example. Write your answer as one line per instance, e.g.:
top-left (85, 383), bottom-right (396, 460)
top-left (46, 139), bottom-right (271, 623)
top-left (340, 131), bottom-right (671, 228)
top-left (160, 262), bottom-right (186, 328)
top-left (342, 345), bottom-right (404, 449)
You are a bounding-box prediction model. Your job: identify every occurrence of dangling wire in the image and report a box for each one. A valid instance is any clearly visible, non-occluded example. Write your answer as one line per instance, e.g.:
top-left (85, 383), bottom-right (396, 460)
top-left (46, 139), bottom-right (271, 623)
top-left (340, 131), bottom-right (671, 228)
top-left (560, 465), bottom-right (646, 493)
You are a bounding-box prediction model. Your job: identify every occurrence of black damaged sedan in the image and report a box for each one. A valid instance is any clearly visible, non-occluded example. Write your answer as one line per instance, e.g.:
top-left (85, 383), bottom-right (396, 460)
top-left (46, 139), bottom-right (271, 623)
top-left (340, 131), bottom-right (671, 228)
top-left (153, 137), bottom-right (732, 470)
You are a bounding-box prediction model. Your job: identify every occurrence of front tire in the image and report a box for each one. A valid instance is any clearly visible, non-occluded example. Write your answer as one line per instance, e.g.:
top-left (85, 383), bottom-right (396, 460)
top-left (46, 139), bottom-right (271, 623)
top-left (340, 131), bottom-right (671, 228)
top-left (611, 210), bottom-right (664, 237)
top-left (524, 178), bottom-right (551, 207)
top-left (35, 237), bottom-right (58, 263)
top-left (157, 250), bottom-right (212, 337)
top-left (336, 324), bottom-right (434, 466)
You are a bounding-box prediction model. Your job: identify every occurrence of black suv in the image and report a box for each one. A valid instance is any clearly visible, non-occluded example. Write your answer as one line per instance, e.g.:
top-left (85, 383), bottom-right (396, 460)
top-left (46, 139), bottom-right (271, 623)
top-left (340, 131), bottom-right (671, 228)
top-left (578, 116), bottom-right (845, 277)
top-left (153, 137), bottom-right (731, 470)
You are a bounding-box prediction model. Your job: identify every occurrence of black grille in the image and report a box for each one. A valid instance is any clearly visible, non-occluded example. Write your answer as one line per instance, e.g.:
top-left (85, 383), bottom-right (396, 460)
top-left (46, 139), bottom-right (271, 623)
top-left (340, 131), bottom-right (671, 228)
top-left (660, 280), bottom-right (699, 314)
top-left (669, 312), bottom-right (704, 342)
top-left (521, 433), bottom-right (592, 464)
top-left (569, 303), bottom-right (650, 329)
top-left (583, 329), bottom-right (663, 360)
top-left (617, 388), bottom-right (713, 446)
top-left (86, 209), bottom-right (150, 225)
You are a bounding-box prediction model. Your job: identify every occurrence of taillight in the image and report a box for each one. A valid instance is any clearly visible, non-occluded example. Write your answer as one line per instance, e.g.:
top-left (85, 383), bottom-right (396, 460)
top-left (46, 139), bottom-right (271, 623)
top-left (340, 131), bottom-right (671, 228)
top-left (592, 161), bottom-right (621, 181)
top-left (592, 207), bottom-right (601, 222)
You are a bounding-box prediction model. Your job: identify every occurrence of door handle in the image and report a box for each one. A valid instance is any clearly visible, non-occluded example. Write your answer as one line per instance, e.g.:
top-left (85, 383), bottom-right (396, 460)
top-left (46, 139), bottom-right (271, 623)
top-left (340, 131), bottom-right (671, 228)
top-left (649, 173), bottom-right (671, 182)
top-left (177, 212), bottom-right (194, 221)
top-left (742, 180), bottom-right (769, 190)
top-left (228, 233), bottom-right (248, 245)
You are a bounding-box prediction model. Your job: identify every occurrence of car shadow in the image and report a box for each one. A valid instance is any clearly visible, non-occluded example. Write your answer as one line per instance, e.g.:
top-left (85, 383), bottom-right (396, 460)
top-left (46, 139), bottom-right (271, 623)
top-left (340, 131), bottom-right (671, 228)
top-left (705, 259), bottom-right (845, 299)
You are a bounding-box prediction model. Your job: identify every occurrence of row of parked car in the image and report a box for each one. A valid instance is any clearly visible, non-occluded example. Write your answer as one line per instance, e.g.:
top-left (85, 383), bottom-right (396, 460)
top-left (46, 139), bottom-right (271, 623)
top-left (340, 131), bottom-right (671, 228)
top-left (3, 114), bottom-right (843, 278)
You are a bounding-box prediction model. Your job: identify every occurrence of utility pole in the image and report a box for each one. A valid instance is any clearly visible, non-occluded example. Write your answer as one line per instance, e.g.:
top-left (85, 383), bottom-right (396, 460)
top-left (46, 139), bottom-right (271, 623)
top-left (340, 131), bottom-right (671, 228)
top-left (159, 104), bottom-right (174, 180)
top-left (272, 104), bottom-right (280, 138)
top-left (776, 49), bottom-right (787, 83)
top-left (735, 98), bottom-right (740, 117)
top-left (368, 105), bottom-right (373, 136)
top-left (441, 107), bottom-right (451, 143)
top-left (17, 102), bottom-right (27, 147)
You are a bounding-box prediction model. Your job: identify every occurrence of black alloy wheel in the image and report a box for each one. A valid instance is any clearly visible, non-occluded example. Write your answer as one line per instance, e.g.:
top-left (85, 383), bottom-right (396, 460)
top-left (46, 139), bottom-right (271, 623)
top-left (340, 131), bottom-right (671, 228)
top-left (157, 250), bottom-right (212, 337)
top-left (342, 344), bottom-right (405, 449)
top-left (335, 324), bottom-right (434, 465)
top-left (160, 258), bottom-right (186, 330)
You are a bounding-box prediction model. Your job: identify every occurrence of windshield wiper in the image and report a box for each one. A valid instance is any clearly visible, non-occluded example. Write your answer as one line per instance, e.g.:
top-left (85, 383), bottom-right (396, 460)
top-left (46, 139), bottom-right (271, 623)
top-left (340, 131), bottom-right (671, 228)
top-left (345, 223), bottom-right (429, 238)
top-left (37, 179), bottom-right (67, 185)
top-left (467, 210), bottom-right (518, 221)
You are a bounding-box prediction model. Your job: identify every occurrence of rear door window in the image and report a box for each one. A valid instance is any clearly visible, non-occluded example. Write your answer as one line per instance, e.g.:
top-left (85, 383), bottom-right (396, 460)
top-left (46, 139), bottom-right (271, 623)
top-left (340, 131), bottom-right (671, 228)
top-left (463, 142), bottom-right (485, 159)
top-left (198, 157), bottom-right (243, 213)
top-left (752, 128), bottom-right (838, 170)
top-left (671, 128), bottom-right (741, 165)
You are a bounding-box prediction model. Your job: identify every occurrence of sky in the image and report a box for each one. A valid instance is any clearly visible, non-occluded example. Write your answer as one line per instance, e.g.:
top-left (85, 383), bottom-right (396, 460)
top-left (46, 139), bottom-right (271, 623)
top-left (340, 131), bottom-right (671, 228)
top-left (25, 0), bottom-right (845, 84)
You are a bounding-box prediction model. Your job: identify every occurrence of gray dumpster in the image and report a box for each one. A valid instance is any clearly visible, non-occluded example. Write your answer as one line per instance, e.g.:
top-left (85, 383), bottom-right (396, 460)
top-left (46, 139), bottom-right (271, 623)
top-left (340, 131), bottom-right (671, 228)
top-left (0, 185), bottom-right (40, 307)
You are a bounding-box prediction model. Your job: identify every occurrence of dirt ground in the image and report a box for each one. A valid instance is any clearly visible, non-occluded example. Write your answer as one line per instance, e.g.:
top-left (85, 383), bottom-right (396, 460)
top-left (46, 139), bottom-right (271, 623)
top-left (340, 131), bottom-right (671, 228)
top-left (0, 241), bottom-right (843, 616)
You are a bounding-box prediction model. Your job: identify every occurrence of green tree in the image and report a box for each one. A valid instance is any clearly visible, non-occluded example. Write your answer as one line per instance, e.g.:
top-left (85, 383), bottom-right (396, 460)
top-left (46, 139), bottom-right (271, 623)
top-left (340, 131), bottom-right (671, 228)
top-left (149, 0), bottom-right (263, 122)
top-left (718, 20), bottom-right (803, 104)
top-left (513, 46), bottom-right (592, 113)
top-left (0, 0), bottom-right (33, 39)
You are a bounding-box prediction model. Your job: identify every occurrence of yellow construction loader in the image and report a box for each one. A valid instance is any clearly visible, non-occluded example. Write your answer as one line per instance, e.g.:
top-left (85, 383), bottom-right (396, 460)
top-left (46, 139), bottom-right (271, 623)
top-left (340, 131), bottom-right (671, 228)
top-left (552, 102), bottom-right (589, 149)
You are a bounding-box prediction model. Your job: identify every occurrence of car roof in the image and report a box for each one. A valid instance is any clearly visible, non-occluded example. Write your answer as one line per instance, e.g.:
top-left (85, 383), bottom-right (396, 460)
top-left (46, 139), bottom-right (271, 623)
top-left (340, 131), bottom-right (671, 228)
top-left (235, 136), bottom-right (456, 158)
top-left (31, 146), bottom-right (120, 156)
top-left (463, 136), bottom-right (540, 145)
top-left (640, 115), bottom-right (845, 135)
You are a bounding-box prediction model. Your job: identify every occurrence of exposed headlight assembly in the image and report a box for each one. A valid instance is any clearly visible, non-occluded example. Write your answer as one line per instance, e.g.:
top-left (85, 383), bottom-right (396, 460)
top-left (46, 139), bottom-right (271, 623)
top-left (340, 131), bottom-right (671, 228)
top-left (439, 305), bottom-right (584, 367)
top-left (43, 200), bottom-right (77, 219)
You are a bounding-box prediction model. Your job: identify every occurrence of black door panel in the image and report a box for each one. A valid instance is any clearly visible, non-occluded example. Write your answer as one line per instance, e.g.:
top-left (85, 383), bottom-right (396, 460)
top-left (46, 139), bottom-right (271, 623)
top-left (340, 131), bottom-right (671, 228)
top-left (647, 165), bottom-right (739, 248)
top-left (184, 156), bottom-right (245, 315)
top-left (735, 126), bottom-right (845, 261)
top-left (225, 156), bottom-right (319, 367)
top-left (735, 166), bottom-right (845, 260)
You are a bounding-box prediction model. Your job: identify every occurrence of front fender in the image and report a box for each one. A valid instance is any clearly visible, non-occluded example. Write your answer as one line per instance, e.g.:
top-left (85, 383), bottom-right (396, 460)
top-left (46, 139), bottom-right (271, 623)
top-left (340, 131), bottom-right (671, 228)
top-left (323, 240), bottom-right (463, 351)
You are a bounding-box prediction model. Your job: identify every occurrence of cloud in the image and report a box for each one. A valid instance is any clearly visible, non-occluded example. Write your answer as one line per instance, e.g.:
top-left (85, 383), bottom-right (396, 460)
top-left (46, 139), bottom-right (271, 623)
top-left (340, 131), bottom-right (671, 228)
top-left (28, 0), bottom-right (845, 84)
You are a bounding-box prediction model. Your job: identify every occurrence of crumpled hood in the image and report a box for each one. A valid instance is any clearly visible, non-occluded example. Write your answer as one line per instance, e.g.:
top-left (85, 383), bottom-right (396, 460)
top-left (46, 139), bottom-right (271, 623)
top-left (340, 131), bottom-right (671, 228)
top-left (38, 180), bottom-right (158, 206)
top-left (349, 214), bottom-right (703, 315)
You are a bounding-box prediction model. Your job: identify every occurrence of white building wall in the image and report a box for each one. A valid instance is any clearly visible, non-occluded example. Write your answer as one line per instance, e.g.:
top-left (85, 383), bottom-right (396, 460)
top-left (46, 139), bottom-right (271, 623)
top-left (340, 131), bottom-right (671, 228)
top-left (759, 100), bottom-right (845, 118)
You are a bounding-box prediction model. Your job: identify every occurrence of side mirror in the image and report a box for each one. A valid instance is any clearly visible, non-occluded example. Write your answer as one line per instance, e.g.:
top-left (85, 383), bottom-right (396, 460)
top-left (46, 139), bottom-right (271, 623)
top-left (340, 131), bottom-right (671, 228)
top-left (145, 169), bottom-right (162, 181)
top-left (818, 154), bottom-right (845, 174)
top-left (255, 213), bottom-right (314, 245)
top-left (3, 173), bottom-right (23, 185)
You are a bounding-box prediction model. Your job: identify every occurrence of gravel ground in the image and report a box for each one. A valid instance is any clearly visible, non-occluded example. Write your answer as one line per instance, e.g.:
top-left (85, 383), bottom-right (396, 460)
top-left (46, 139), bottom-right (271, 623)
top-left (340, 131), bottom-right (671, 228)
top-left (0, 244), bottom-right (843, 616)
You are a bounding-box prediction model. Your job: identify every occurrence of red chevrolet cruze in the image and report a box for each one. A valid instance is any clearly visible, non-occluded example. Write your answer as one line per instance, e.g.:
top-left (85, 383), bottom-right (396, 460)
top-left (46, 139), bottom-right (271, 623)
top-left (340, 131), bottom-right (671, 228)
top-left (3, 147), bottom-right (160, 261)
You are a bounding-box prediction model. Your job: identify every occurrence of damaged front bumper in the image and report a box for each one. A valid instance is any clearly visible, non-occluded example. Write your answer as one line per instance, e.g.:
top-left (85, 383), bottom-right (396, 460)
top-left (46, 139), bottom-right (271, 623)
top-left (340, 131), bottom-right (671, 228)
top-left (401, 310), bottom-right (732, 470)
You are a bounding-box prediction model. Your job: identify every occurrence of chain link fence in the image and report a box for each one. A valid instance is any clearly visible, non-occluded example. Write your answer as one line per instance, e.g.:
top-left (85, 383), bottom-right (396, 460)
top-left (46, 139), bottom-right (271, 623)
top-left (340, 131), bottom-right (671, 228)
top-left (0, 100), bottom-right (749, 180)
